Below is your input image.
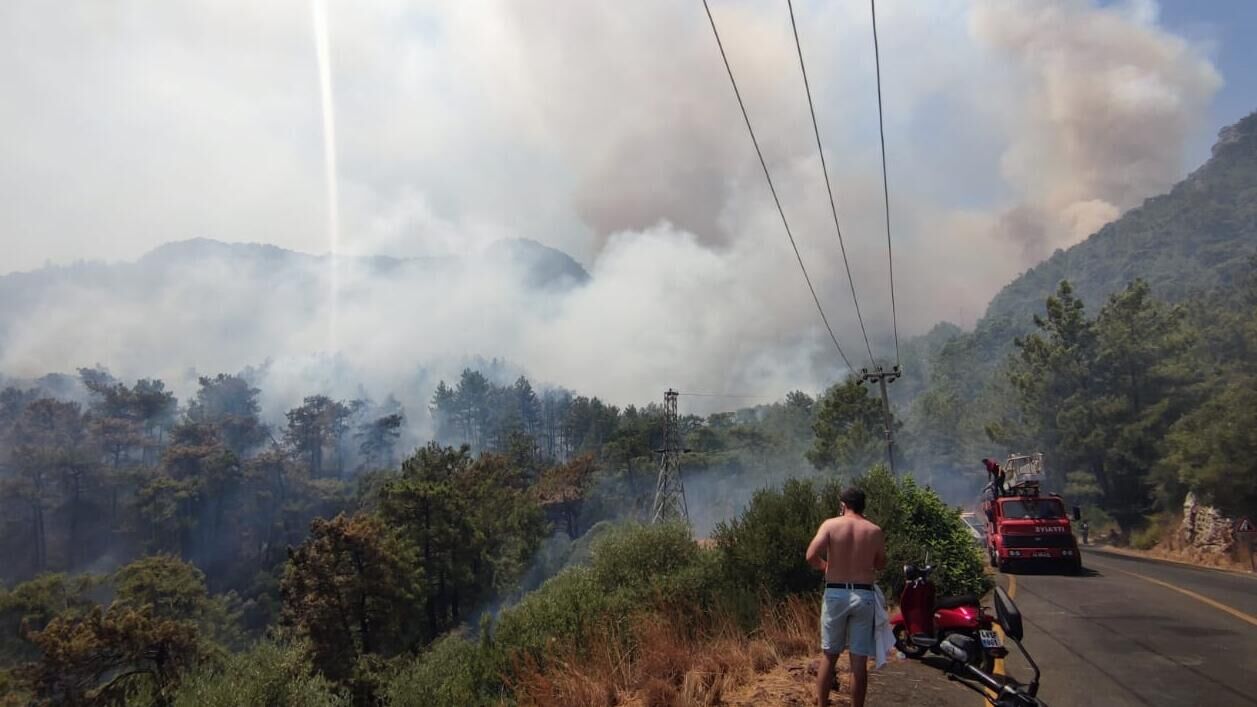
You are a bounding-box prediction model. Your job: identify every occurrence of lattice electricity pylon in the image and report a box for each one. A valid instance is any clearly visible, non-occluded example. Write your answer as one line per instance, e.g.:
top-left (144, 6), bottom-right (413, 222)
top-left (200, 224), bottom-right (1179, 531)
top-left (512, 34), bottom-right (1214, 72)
top-left (651, 389), bottom-right (690, 525)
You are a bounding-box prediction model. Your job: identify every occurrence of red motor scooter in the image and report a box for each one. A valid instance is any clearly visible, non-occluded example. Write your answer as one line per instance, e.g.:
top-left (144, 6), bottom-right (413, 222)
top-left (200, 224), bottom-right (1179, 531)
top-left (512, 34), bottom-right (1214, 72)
top-left (889, 562), bottom-right (1005, 672)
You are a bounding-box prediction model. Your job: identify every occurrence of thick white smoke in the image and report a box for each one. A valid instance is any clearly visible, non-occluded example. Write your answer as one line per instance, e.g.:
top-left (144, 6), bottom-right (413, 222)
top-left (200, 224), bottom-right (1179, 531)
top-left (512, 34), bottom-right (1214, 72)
top-left (0, 0), bottom-right (1224, 415)
top-left (0, 233), bottom-right (836, 425)
top-left (971, 0), bottom-right (1222, 257)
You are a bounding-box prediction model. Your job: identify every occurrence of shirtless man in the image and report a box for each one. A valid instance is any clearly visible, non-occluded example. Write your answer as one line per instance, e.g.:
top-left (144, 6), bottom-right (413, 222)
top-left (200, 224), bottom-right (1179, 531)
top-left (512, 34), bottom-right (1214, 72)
top-left (805, 487), bottom-right (886, 707)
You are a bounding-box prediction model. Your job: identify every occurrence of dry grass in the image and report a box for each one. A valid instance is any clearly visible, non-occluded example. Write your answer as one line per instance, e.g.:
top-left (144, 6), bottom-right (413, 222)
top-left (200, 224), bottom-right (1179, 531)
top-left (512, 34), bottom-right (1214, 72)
top-left (631, 614), bottom-right (693, 686)
top-left (641, 678), bottom-right (677, 707)
top-left (748, 640), bottom-right (777, 673)
top-left (758, 594), bottom-right (818, 659)
top-left (510, 597), bottom-right (821, 707)
top-left (629, 613), bottom-right (758, 706)
top-left (509, 620), bottom-right (631, 706)
top-left (513, 666), bottom-right (619, 707)
top-left (675, 637), bottom-right (755, 707)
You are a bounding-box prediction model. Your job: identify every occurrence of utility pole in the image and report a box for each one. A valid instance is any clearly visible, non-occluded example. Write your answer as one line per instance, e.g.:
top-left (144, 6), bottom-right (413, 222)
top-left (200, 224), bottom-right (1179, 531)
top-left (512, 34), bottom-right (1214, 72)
top-left (651, 389), bottom-right (690, 525)
top-left (859, 365), bottom-right (900, 475)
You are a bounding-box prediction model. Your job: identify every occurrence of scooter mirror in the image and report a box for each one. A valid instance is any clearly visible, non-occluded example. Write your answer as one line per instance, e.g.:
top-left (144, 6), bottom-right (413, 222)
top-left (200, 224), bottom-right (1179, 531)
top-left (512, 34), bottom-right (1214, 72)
top-left (993, 586), bottom-right (1024, 641)
top-left (940, 634), bottom-right (976, 663)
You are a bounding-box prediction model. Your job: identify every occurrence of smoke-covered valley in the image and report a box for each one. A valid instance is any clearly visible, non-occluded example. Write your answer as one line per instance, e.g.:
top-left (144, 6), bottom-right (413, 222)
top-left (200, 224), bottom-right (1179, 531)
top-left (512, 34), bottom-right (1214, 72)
top-left (0, 0), bottom-right (1226, 426)
top-left (0, 237), bottom-right (596, 430)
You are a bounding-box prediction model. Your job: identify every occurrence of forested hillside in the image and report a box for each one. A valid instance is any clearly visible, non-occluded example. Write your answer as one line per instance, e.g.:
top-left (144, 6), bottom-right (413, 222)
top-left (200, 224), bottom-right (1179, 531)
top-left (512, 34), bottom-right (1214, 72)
top-left (906, 111), bottom-right (1257, 394)
top-left (899, 112), bottom-right (1257, 541)
top-left (988, 111), bottom-right (1257, 324)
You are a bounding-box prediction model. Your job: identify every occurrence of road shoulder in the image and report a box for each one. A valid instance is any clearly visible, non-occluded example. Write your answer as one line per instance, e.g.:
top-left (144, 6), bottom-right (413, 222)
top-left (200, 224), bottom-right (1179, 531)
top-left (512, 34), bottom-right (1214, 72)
top-left (1086, 545), bottom-right (1257, 580)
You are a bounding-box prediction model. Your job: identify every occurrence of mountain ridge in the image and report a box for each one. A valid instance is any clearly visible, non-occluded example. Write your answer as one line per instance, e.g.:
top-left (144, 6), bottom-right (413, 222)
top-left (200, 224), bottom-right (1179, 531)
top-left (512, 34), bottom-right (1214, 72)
top-left (981, 110), bottom-right (1257, 328)
top-left (0, 236), bottom-right (591, 371)
top-left (894, 110), bottom-right (1257, 403)
top-left (1, 236), bottom-right (590, 288)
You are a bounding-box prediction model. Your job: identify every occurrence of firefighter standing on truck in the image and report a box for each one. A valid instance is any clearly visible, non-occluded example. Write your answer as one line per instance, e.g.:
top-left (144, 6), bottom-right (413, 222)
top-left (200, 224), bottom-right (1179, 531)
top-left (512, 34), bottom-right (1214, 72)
top-left (982, 458), bottom-right (1005, 497)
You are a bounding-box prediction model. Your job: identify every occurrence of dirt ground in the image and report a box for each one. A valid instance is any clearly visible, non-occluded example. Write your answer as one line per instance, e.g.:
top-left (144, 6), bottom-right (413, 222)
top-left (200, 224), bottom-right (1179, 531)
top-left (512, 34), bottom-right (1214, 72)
top-left (546, 592), bottom-right (980, 707)
top-left (715, 652), bottom-right (976, 707)
top-left (611, 648), bottom-right (976, 707)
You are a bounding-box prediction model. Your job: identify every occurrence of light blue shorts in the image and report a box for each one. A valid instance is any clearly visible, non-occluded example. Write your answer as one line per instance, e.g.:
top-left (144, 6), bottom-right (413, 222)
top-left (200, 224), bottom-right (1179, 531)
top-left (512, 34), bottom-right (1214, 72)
top-left (820, 588), bottom-right (875, 657)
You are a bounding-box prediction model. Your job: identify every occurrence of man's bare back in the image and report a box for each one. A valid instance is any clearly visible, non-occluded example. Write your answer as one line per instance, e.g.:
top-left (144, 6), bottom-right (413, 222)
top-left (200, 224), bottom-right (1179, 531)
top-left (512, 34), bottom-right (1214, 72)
top-left (806, 490), bottom-right (887, 707)
top-left (807, 515), bottom-right (886, 583)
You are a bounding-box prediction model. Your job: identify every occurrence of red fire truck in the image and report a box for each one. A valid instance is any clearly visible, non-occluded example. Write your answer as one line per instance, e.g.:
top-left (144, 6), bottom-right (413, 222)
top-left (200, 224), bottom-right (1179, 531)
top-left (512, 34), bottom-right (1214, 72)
top-left (983, 453), bottom-right (1082, 574)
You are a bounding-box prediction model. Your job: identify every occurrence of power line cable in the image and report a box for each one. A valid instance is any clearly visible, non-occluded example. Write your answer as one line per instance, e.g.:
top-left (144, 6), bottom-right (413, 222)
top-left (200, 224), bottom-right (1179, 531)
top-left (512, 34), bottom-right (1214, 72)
top-left (786, 0), bottom-right (876, 367)
top-left (869, 0), bottom-right (900, 366)
top-left (700, 0), bottom-right (853, 372)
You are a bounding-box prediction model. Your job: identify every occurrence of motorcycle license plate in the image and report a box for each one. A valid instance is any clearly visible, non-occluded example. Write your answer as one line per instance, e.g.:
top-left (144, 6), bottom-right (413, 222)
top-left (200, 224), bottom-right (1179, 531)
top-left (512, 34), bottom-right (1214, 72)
top-left (979, 630), bottom-right (1002, 649)
top-left (1034, 551), bottom-right (1051, 558)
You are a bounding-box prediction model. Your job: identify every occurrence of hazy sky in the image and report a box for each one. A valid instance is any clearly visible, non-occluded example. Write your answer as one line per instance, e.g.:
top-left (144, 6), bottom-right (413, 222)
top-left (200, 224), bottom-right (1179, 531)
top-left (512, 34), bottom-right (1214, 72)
top-left (1154, 0), bottom-right (1257, 158)
top-left (0, 0), bottom-right (1246, 397)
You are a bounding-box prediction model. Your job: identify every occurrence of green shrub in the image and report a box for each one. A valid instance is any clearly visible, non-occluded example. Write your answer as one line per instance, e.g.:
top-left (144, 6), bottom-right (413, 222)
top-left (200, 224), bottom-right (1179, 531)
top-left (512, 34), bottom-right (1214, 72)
top-left (381, 523), bottom-right (707, 705)
top-left (588, 522), bottom-right (699, 592)
top-left (493, 566), bottom-right (609, 661)
top-left (642, 546), bottom-right (728, 630)
top-left (1130, 526), bottom-right (1159, 550)
top-left (1079, 505), bottom-right (1117, 542)
top-left (170, 640), bottom-right (348, 707)
top-left (1130, 512), bottom-right (1176, 550)
top-left (857, 466), bottom-right (991, 598)
top-left (713, 467), bottom-right (990, 601)
top-left (590, 522), bottom-right (732, 636)
top-left (712, 479), bottom-right (831, 598)
top-left (0, 667), bottom-right (30, 707)
top-left (380, 481), bottom-right (988, 704)
top-left (494, 523), bottom-right (705, 657)
top-left (0, 573), bottom-right (98, 665)
top-left (490, 521), bottom-right (724, 681)
top-left (383, 632), bottom-right (503, 707)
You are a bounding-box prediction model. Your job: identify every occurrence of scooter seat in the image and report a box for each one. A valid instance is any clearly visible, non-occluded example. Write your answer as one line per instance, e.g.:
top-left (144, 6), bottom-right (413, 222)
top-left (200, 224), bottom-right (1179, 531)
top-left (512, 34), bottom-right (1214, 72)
top-left (935, 594), bottom-right (979, 610)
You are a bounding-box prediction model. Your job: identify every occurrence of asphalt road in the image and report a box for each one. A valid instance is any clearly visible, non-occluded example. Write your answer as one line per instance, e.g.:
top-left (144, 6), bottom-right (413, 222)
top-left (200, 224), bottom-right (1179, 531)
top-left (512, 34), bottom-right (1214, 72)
top-left (998, 547), bottom-right (1257, 706)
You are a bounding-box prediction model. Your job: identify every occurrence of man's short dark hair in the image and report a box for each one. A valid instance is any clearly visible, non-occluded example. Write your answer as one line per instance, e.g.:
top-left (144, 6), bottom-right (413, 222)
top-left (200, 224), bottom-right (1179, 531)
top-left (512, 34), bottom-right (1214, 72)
top-left (841, 487), bottom-right (866, 515)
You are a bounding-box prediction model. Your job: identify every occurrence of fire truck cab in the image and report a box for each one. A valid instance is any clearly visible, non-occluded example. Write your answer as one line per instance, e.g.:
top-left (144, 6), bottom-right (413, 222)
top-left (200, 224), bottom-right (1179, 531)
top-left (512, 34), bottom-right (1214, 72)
top-left (983, 453), bottom-right (1082, 574)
